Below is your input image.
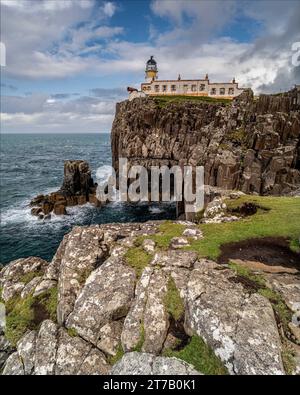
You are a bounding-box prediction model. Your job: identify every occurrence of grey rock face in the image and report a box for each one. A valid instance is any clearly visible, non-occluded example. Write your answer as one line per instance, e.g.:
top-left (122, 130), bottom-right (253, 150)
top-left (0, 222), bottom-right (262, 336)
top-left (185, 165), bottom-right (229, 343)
top-left (34, 320), bottom-right (58, 375)
top-left (151, 250), bottom-right (198, 269)
top-left (184, 262), bottom-right (285, 375)
top-left (111, 91), bottom-right (300, 196)
top-left (55, 328), bottom-right (109, 375)
top-left (110, 352), bottom-right (200, 375)
top-left (0, 257), bottom-right (48, 302)
top-left (66, 258), bottom-right (136, 345)
top-left (2, 352), bottom-right (25, 375)
top-left (56, 226), bottom-right (110, 325)
top-left (142, 269), bottom-right (169, 354)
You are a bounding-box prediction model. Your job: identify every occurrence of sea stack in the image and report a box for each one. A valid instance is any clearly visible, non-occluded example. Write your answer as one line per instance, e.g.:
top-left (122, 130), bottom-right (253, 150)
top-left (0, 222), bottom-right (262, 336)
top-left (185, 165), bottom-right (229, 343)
top-left (30, 160), bottom-right (101, 219)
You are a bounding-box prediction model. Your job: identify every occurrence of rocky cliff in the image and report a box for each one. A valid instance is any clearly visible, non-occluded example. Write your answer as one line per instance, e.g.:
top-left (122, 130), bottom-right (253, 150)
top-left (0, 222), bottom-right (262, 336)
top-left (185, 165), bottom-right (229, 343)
top-left (1, 193), bottom-right (300, 375)
top-left (111, 90), bottom-right (300, 196)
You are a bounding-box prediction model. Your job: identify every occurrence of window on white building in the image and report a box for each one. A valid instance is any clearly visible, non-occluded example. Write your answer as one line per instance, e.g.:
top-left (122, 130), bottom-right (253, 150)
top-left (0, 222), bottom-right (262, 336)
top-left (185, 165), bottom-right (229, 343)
top-left (191, 84), bottom-right (197, 92)
top-left (211, 88), bottom-right (216, 95)
top-left (171, 85), bottom-right (176, 92)
top-left (200, 84), bottom-right (205, 91)
top-left (162, 85), bottom-right (167, 92)
top-left (228, 88), bottom-right (234, 95)
top-left (183, 84), bottom-right (188, 90)
top-left (155, 85), bottom-right (160, 92)
top-left (220, 88), bottom-right (225, 95)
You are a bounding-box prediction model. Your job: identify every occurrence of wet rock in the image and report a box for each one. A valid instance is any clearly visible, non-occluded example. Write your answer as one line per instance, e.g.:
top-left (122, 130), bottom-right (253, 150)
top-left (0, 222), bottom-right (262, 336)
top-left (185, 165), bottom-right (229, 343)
top-left (66, 258), bottom-right (136, 345)
top-left (110, 352), bottom-right (200, 375)
top-left (53, 202), bottom-right (67, 215)
top-left (184, 262), bottom-right (285, 375)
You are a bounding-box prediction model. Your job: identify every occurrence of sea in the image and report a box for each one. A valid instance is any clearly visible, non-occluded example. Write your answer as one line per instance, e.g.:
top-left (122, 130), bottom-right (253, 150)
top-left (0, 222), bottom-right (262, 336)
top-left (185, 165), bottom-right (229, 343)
top-left (0, 133), bottom-right (176, 265)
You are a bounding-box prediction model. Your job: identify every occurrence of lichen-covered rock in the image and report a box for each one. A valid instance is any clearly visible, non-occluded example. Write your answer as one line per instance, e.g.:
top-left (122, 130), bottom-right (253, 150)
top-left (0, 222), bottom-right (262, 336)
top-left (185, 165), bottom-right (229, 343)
top-left (263, 273), bottom-right (300, 326)
top-left (0, 336), bottom-right (14, 370)
top-left (17, 331), bottom-right (37, 375)
top-left (122, 267), bottom-right (153, 352)
top-left (184, 262), bottom-right (285, 375)
top-left (142, 239), bottom-right (156, 254)
top-left (56, 226), bottom-right (110, 325)
top-left (0, 257), bottom-right (48, 302)
top-left (170, 236), bottom-right (190, 249)
top-left (182, 227), bottom-right (203, 240)
top-left (2, 352), bottom-right (24, 375)
top-left (34, 320), bottom-right (58, 375)
top-left (151, 250), bottom-right (198, 269)
top-left (66, 258), bottom-right (136, 345)
top-left (142, 269), bottom-right (169, 354)
top-left (110, 352), bottom-right (200, 375)
top-left (55, 328), bottom-right (109, 375)
top-left (97, 321), bottom-right (123, 356)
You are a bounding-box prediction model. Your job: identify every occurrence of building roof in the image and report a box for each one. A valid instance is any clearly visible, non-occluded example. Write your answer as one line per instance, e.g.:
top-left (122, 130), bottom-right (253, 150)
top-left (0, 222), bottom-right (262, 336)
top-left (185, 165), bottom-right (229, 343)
top-left (146, 56), bottom-right (157, 65)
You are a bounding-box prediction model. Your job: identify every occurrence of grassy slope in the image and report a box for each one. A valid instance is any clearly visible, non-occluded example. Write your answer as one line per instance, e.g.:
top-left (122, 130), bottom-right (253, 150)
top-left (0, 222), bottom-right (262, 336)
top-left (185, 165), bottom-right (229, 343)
top-left (153, 95), bottom-right (231, 107)
top-left (189, 195), bottom-right (300, 260)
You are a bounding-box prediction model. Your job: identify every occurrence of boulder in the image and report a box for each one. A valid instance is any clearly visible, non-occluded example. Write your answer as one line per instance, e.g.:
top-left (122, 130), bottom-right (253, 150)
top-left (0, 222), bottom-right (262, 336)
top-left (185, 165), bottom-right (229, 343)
top-left (56, 226), bottom-right (110, 325)
top-left (0, 257), bottom-right (48, 302)
top-left (66, 258), bottom-right (136, 345)
top-left (184, 262), bottom-right (285, 375)
top-left (110, 352), bottom-right (200, 375)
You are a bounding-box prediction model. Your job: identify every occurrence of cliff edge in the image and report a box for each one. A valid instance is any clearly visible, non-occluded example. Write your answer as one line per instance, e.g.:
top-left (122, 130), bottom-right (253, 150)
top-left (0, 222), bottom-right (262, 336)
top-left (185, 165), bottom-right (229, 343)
top-left (111, 90), bottom-right (300, 196)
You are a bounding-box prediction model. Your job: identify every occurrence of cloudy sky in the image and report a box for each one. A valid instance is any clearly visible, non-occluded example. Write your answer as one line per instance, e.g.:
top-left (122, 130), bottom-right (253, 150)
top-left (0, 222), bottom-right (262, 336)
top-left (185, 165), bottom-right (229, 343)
top-left (1, 0), bottom-right (299, 133)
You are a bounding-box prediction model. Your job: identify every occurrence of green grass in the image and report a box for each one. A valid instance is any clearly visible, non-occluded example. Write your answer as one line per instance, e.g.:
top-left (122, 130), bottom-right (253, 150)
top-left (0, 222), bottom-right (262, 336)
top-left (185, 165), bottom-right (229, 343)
top-left (107, 343), bottom-right (125, 365)
top-left (4, 287), bottom-right (58, 346)
top-left (164, 277), bottom-right (184, 321)
top-left (18, 270), bottom-right (43, 285)
top-left (164, 335), bottom-right (228, 375)
top-left (149, 221), bottom-right (185, 249)
top-left (124, 247), bottom-right (152, 278)
top-left (153, 95), bottom-right (231, 108)
top-left (189, 195), bottom-right (300, 260)
top-left (281, 347), bottom-right (297, 375)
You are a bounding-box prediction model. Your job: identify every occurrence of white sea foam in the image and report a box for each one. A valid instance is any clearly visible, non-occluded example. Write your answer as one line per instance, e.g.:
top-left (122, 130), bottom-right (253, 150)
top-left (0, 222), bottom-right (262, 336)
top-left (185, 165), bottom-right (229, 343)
top-left (148, 206), bottom-right (165, 214)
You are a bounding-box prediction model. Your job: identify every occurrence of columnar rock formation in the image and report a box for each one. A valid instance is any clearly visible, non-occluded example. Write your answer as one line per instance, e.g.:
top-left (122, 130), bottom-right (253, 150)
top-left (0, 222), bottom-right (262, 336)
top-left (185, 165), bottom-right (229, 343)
top-left (111, 89), bottom-right (300, 197)
top-left (30, 160), bottom-right (101, 219)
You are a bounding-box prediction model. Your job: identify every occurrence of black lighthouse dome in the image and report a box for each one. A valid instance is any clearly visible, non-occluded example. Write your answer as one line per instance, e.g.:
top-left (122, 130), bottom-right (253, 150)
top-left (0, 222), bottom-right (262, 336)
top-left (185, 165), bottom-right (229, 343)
top-left (146, 56), bottom-right (157, 71)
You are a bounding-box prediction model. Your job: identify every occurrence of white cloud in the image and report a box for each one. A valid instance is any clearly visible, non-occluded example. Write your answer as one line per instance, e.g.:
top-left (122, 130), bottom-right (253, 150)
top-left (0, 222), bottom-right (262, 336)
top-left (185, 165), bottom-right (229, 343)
top-left (102, 2), bottom-right (116, 18)
top-left (0, 91), bottom-right (120, 132)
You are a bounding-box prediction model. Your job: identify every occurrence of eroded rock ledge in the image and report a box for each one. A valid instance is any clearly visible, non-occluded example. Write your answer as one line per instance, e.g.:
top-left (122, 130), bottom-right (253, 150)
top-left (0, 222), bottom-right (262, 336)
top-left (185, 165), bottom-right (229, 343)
top-left (1, 215), bottom-right (299, 375)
